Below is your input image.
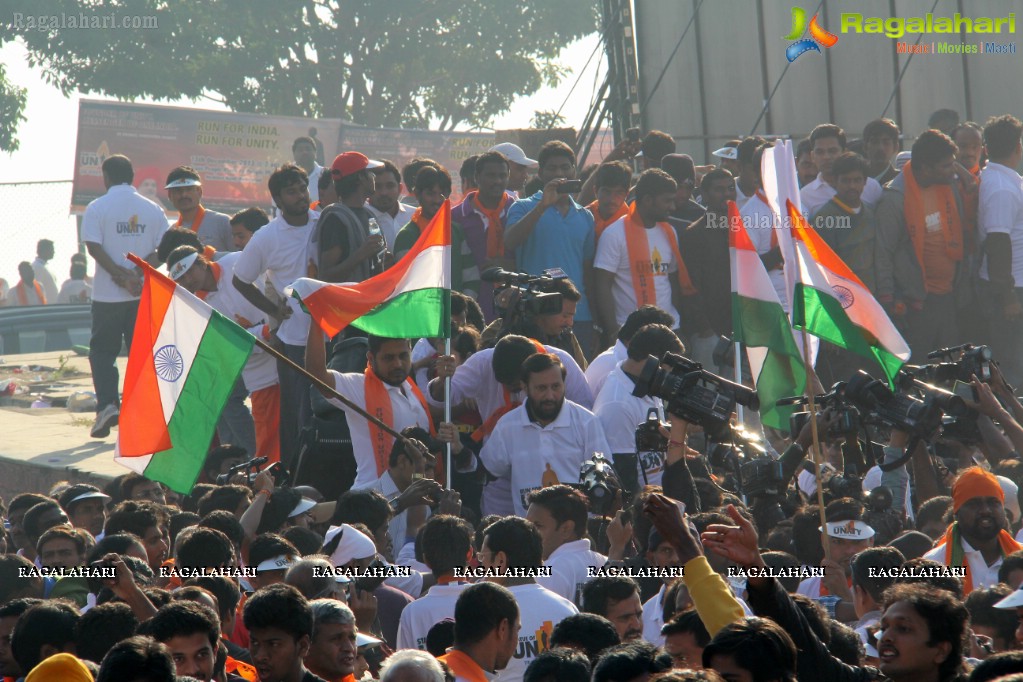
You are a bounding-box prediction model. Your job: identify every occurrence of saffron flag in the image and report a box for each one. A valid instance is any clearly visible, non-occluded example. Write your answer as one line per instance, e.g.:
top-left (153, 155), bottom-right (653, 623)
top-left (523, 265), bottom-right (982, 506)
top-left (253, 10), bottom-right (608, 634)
top-left (729, 202), bottom-right (807, 430)
top-left (291, 200), bottom-right (452, 338)
top-left (115, 255), bottom-right (254, 493)
top-left (788, 200), bottom-right (910, 384)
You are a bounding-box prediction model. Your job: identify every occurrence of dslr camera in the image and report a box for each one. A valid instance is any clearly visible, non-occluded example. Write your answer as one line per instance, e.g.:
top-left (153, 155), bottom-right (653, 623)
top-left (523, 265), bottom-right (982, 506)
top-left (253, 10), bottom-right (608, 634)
top-left (779, 382), bottom-right (861, 441)
top-left (578, 452), bottom-right (624, 517)
top-left (630, 353), bottom-right (759, 439)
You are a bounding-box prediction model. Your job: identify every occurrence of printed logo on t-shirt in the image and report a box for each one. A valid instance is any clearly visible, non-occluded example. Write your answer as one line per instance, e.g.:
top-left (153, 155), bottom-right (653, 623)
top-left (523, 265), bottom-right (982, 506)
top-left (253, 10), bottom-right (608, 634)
top-left (513, 620), bottom-right (554, 660)
top-left (117, 215), bottom-right (147, 235)
top-left (632, 248), bottom-right (671, 276)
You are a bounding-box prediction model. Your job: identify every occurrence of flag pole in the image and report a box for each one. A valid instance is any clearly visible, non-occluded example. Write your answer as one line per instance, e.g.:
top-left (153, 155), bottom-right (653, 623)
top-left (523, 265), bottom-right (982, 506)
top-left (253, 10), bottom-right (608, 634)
top-left (444, 338), bottom-right (453, 490)
top-left (252, 336), bottom-right (407, 442)
top-left (801, 330), bottom-right (830, 561)
top-left (733, 341), bottom-right (744, 425)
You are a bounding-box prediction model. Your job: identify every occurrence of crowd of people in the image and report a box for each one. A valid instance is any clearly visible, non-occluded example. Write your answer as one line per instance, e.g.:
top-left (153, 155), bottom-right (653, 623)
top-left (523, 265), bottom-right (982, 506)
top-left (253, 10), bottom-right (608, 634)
top-left (0, 240), bottom-right (93, 306)
top-left (5, 107), bottom-right (1023, 682)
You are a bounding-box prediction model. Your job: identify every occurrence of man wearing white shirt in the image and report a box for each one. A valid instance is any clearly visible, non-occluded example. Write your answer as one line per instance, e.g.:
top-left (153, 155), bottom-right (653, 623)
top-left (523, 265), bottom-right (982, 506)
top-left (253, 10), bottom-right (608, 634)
top-left (586, 305), bottom-right (674, 397)
top-left (306, 323), bottom-right (437, 489)
top-left (924, 466), bottom-right (1020, 594)
top-left (429, 334), bottom-right (593, 516)
top-left (800, 124), bottom-right (883, 219)
top-left (397, 515), bottom-right (474, 650)
top-left (31, 239), bottom-right (59, 303)
top-left (233, 164), bottom-right (317, 468)
top-left (527, 484), bottom-right (607, 605)
top-left (81, 154), bottom-right (168, 438)
top-left (642, 528), bottom-right (686, 646)
top-left (594, 324), bottom-right (683, 490)
top-left (480, 353), bottom-right (610, 517)
top-left (977, 115), bottom-right (1023, 385)
top-left (367, 160), bottom-right (417, 248)
top-left (292, 136), bottom-right (324, 204)
top-left (479, 516), bottom-right (578, 682)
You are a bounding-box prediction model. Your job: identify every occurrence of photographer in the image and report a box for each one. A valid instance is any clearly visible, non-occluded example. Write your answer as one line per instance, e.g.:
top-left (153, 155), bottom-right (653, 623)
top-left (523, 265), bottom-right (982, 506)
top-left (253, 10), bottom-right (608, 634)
top-left (485, 275), bottom-right (589, 370)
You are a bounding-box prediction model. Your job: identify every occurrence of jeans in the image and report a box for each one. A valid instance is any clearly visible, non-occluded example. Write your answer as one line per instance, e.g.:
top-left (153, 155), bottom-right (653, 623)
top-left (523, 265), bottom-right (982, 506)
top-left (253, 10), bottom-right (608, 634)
top-left (278, 343), bottom-right (312, 470)
top-left (217, 377), bottom-right (257, 456)
top-left (978, 281), bottom-right (1023, 386)
top-left (89, 300), bottom-right (139, 411)
top-left (904, 293), bottom-right (959, 365)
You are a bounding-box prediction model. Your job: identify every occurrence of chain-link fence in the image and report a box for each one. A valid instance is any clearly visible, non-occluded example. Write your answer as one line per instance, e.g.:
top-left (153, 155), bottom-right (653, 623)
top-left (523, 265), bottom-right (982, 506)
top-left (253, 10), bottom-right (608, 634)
top-left (0, 181), bottom-right (79, 293)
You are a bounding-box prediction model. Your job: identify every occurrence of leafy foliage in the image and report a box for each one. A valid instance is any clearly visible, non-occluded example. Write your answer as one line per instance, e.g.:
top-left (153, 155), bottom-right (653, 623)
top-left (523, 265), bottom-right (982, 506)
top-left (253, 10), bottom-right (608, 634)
top-left (5, 0), bottom-right (599, 130)
top-left (0, 64), bottom-right (27, 151)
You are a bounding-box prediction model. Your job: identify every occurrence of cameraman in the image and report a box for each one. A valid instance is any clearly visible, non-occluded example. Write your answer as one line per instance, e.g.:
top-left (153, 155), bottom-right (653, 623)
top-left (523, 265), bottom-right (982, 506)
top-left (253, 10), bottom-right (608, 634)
top-left (593, 323), bottom-right (685, 489)
top-left (485, 276), bottom-right (589, 370)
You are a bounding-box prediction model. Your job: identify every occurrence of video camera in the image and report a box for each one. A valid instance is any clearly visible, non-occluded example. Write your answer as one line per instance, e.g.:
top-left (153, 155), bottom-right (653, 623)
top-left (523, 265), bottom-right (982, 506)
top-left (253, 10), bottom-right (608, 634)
top-left (844, 369), bottom-right (968, 441)
top-left (630, 352), bottom-right (759, 439)
top-left (216, 456), bottom-right (290, 487)
top-left (578, 452), bottom-right (624, 517)
top-left (482, 267), bottom-right (565, 321)
top-left (914, 344), bottom-right (994, 385)
top-left (779, 383), bottom-right (862, 442)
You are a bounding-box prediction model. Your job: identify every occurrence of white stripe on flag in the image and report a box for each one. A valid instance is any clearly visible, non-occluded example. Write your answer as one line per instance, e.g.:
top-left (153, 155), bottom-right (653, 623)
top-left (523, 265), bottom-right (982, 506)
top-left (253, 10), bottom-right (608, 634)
top-left (152, 289), bottom-right (213, 423)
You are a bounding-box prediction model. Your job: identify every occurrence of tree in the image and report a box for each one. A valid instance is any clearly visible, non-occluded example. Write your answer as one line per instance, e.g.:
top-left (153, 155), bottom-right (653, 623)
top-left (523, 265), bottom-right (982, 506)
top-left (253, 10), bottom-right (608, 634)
top-left (0, 64), bottom-right (27, 152)
top-left (531, 110), bottom-right (567, 129)
top-left (4, 0), bottom-right (599, 131)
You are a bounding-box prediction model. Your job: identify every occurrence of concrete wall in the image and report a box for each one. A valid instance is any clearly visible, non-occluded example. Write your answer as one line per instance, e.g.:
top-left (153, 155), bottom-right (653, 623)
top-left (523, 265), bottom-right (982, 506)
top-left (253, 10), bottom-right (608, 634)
top-left (634, 0), bottom-right (1021, 162)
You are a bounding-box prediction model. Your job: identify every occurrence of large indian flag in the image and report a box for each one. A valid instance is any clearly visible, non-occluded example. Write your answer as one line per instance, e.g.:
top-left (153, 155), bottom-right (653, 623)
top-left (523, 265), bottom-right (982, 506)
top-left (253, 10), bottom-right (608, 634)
top-left (291, 200), bottom-right (451, 338)
top-left (788, 200), bottom-right (910, 384)
top-left (116, 256), bottom-right (254, 493)
top-left (729, 201), bottom-right (807, 430)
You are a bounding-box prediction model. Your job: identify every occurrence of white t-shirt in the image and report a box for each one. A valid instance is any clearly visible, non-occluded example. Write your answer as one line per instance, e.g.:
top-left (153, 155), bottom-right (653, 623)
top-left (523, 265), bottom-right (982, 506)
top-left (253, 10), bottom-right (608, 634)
top-left (307, 164), bottom-right (324, 204)
top-left (480, 400), bottom-right (611, 517)
top-left (80, 184), bottom-right (168, 303)
top-left (592, 363), bottom-right (666, 487)
top-left (32, 258), bottom-right (58, 303)
top-left (199, 252), bottom-right (279, 392)
top-left (740, 192), bottom-right (789, 311)
top-left (367, 202), bottom-right (417, 249)
top-left (923, 538), bottom-right (1003, 591)
top-left (396, 581), bottom-right (471, 650)
top-left (594, 217), bottom-right (680, 327)
top-left (978, 162), bottom-right (1023, 284)
top-left (329, 369), bottom-right (432, 488)
top-left (585, 340), bottom-right (628, 396)
top-left (57, 279), bottom-right (92, 304)
top-left (232, 210), bottom-right (318, 346)
top-left (642, 585), bottom-right (666, 646)
top-left (536, 539), bottom-right (607, 605)
top-left (412, 336), bottom-right (439, 395)
top-left (499, 584), bottom-right (578, 682)
top-left (800, 173), bottom-right (882, 219)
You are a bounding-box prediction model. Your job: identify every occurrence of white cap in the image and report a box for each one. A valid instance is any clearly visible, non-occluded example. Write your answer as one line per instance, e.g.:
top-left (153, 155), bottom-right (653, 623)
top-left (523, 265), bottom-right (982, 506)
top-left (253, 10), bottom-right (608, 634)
top-left (819, 520), bottom-right (876, 540)
top-left (255, 554), bottom-right (298, 573)
top-left (325, 524), bottom-right (378, 566)
top-left (288, 497), bottom-right (318, 518)
top-left (168, 252), bottom-right (200, 281)
top-left (356, 633), bottom-right (384, 649)
top-left (489, 142), bottom-right (538, 168)
top-left (712, 146), bottom-right (738, 160)
top-left (995, 588), bottom-right (1023, 609)
top-left (895, 150), bottom-right (912, 170)
top-left (164, 177), bottom-right (202, 189)
top-left (998, 475), bottom-right (1020, 522)
top-left (67, 491), bottom-right (110, 505)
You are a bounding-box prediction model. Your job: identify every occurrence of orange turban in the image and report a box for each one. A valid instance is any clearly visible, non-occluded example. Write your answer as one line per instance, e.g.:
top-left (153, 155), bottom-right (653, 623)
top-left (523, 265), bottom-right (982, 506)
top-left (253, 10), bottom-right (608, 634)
top-left (952, 466), bottom-right (1003, 513)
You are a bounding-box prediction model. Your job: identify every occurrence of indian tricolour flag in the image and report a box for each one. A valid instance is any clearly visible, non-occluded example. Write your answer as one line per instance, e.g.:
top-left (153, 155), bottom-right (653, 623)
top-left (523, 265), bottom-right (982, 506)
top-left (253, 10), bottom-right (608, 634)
top-left (788, 200), bottom-right (910, 384)
top-left (291, 200), bottom-right (451, 339)
top-left (115, 255), bottom-right (254, 493)
top-left (729, 201), bottom-right (807, 430)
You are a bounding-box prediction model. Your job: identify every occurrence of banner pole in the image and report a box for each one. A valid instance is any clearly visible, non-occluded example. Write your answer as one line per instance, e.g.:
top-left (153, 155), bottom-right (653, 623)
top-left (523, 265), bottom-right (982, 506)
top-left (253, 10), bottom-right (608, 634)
top-left (801, 330), bottom-right (830, 561)
top-left (444, 338), bottom-right (453, 490)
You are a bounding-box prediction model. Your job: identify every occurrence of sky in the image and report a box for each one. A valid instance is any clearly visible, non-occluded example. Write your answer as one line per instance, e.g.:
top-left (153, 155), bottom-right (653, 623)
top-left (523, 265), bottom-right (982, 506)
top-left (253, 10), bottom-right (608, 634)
top-left (0, 33), bottom-right (604, 286)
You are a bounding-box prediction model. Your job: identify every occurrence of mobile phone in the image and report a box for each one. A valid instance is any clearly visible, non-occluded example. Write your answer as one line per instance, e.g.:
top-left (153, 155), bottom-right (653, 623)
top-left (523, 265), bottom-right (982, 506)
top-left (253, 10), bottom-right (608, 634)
top-left (626, 127), bottom-right (641, 142)
top-left (557, 180), bottom-right (584, 194)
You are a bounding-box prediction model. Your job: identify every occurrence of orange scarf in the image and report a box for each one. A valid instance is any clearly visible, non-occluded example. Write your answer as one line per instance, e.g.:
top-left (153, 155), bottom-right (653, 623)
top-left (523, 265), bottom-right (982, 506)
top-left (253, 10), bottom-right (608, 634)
top-left (623, 209), bottom-right (696, 309)
top-left (474, 191), bottom-right (510, 258)
top-left (588, 200), bottom-right (630, 241)
top-left (471, 338), bottom-right (546, 443)
top-left (939, 521), bottom-right (1022, 594)
top-left (226, 656), bottom-right (258, 681)
top-left (902, 161), bottom-right (963, 279)
top-left (439, 650), bottom-right (490, 682)
top-left (175, 204), bottom-right (206, 233)
top-left (819, 575), bottom-right (852, 597)
top-left (14, 280), bottom-right (45, 305)
top-left (364, 366), bottom-right (434, 477)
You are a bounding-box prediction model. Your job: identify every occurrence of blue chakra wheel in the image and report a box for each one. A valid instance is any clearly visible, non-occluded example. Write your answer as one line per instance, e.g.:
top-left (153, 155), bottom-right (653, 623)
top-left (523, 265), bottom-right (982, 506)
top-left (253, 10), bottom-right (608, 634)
top-left (154, 344), bottom-right (185, 382)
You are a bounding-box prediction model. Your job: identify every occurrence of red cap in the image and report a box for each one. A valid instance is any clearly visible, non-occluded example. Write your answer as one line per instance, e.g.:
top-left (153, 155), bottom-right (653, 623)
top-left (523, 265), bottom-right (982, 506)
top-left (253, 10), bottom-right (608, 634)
top-left (330, 152), bottom-right (383, 179)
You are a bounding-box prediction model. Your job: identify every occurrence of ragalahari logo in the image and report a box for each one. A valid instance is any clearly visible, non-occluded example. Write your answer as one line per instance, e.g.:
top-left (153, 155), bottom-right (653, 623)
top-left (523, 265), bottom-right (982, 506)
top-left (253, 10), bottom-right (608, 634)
top-left (784, 7), bottom-right (839, 61)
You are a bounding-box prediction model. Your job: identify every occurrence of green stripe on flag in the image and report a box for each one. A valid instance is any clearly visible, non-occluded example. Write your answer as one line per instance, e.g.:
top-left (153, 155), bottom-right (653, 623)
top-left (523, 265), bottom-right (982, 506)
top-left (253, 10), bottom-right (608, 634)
top-left (351, 288), bottom-right (451, 338)
top-left (794, 284), bottom-right (902, 384)
top-left (144, 311), bottom-right (254, 493)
